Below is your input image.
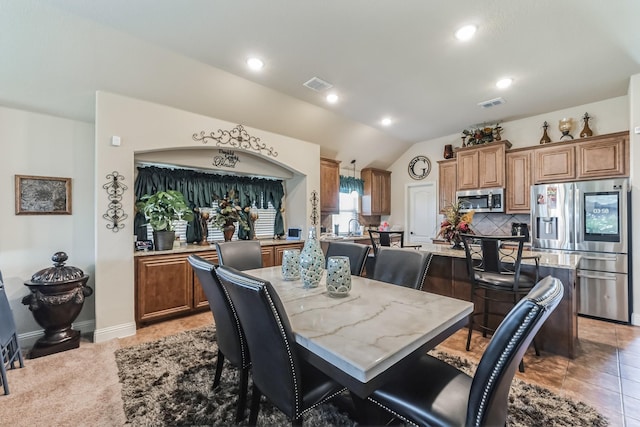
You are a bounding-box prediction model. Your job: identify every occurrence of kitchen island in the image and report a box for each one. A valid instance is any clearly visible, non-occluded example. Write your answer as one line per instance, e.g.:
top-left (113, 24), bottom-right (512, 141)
top-left (419, 243), bottom-right (580, 358)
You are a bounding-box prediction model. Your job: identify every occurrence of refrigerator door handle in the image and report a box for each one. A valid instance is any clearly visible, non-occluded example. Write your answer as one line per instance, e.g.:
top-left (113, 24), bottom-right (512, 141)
top-left (573, 187), bottom-right (580, 245)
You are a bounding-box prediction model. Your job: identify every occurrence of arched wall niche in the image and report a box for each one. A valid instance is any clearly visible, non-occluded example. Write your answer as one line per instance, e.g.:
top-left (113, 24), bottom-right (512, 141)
top-left (94, 92), bottom-right (319, 341)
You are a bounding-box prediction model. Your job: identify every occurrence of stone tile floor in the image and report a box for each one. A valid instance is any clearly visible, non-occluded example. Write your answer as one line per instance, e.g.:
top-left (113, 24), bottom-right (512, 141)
top-left (121, 312), bottom-right (640, 427)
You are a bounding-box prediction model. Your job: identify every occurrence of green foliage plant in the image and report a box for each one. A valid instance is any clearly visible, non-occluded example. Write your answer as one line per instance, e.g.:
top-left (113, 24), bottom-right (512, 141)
top-left (136, 190), bottom-right (194, 232)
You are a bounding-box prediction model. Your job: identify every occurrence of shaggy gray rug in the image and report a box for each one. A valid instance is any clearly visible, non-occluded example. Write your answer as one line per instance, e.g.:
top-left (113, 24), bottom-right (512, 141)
top-left (115, 326), bottom-right (608, 426)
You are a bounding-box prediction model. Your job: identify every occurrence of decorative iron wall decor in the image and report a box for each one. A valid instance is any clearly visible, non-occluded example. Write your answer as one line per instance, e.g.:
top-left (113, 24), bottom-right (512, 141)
top-left (193, 124), bottom-right (278, 157)
top-left (212, 149), bottom-right (240, 168)
top-left (103, 171), bottom-right (128, 232)
top-left (15, 175), bottom-right (72, 215)
top-left (310, 190), bottom-right (319, 226)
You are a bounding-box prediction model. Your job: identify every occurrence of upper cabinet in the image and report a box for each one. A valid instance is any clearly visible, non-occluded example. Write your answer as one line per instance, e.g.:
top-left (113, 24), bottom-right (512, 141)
top-left (575, 131), bottom-right (628, 179)
top-left (506, 149), bottom-right (533, 213)
top-left (361, 167), bottom-right (391, 215)
top-left (533, 144), bottom-right (575, 183)
top-left (320, 158), bottom-right (340, 214)
top-left (533, 131), bottom-right (628, 184)
top-left (456, 141), bottom-right (511, 190)
top-left (438, 159), bottom-right (457, 212)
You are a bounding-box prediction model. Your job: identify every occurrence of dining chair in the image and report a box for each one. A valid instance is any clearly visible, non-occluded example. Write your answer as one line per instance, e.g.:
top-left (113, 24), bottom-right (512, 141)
top-left (371, 247), bottom-right (433, 290)
top-left (215, 240), bottom-right (263, 271)
top-left (0, 270), bottom-right (25, 395)
top-left (186, 255), bottom-right (250, 423)
top-left (368, 230), bottom-right (405, 254)
top-left (460, 233), bottom-right (541, 371)
top-left (367, 275), bottom-right (563, 427)
top-left (215, 265), bottom-right (347, 426)
top-left (325, 241), bottom-right (370, 276)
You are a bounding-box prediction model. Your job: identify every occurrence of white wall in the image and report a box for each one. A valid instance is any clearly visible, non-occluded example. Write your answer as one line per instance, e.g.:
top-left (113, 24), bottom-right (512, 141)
top-left (0, 105), bottom-right (95, 343)
top-left (93, 92), bottom-right (320, 342)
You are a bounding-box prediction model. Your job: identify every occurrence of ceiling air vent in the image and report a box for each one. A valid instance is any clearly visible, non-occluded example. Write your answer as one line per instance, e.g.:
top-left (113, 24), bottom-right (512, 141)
top-left (477, 97), bottom-right (506, 108)
top-left (303, 77), bottom-right (333, 92)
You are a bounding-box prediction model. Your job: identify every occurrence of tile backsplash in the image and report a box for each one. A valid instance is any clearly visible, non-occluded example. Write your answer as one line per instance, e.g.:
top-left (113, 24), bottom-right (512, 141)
top-left (469, 213), bottom-right (531, 239)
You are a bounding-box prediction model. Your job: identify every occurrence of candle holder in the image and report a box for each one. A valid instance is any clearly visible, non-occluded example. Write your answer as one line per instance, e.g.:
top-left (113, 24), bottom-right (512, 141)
top-left (559, 118), bottom-right (574, 140)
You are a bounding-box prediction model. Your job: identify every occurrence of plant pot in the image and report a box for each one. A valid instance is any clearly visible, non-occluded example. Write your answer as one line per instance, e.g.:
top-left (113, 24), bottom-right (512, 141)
top-left (153, 230), bottom-right (176, 251)
top-left (223, 222), bottom-right (236, 242)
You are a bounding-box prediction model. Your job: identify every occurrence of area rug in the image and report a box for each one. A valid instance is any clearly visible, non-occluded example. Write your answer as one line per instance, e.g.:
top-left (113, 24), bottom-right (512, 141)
top-left (115, 326), bottom-right (608, 426)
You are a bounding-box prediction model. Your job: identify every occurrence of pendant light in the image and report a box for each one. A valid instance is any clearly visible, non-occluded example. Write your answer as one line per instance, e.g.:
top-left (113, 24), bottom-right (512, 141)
top-left (350, 160), bottom-right (359, 199)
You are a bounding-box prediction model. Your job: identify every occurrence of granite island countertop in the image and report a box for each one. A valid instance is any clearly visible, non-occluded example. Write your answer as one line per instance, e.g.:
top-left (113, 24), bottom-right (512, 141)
top-left (417, 243), bottom-right (581, 270)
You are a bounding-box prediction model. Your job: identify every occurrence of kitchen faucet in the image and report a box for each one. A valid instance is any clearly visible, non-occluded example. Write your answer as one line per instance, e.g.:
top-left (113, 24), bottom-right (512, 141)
top-left (348, 218), bottom-right (360, 236)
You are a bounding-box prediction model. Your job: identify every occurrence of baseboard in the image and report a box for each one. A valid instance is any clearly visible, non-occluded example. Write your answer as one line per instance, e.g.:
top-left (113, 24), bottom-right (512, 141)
top-left (93, 322), bottom-right (137, 343)
top-left (632, 312), bottom-right (640, 326)
top-left (18, 319), bottom-right (96, 349)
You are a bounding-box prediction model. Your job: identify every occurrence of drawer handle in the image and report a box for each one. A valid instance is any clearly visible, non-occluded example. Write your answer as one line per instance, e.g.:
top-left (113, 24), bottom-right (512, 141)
top-left (577, 272), bottom-right (618, 281)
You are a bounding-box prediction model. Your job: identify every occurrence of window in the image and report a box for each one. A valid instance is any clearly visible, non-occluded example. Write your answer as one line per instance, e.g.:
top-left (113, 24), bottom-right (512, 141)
top-left (144, 200), bottom-right (277, 242)
top-left (332, 192), bottom-right (359, 235)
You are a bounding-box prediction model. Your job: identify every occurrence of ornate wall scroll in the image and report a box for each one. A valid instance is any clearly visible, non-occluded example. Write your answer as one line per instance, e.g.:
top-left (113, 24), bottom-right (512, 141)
top-left (103, 171), bottom-right (128, 232)
top-left (193, 124), bottom-right (278, 157)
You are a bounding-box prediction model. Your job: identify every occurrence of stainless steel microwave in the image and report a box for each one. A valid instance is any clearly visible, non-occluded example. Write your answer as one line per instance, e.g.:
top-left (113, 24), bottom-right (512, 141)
top-left (456, 188), bottom-right (504, 213)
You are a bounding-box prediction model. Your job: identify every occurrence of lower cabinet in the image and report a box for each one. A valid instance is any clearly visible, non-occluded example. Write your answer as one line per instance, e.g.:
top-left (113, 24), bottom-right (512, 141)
top-left (135, 242), bottom-right (304, 327)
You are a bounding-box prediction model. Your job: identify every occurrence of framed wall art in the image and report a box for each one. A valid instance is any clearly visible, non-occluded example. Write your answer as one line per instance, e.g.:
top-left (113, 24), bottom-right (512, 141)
top-left (15, 175), bottom-right (72, 215)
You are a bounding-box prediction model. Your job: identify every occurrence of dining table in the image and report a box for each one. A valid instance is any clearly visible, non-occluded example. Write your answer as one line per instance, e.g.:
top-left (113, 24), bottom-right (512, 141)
top-left (245, 265), bottom-right (474, 399)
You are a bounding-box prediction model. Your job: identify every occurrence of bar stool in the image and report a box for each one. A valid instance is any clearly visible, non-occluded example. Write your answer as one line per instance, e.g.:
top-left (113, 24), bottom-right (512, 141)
top-left (460, 234), bottom-right (541, 371)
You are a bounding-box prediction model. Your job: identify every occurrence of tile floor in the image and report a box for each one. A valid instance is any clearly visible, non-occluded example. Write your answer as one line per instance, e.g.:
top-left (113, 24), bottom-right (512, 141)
top-left (121, 312), bottom-right (640, 427)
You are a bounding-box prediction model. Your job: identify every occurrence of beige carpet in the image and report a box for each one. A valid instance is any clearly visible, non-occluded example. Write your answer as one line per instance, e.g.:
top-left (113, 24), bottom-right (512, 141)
top-left (0, 338), bottom-right (126, 426)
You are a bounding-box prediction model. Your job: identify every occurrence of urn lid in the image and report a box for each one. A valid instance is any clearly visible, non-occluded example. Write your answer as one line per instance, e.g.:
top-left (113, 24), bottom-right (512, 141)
top-left (26, 252), bottom-right (87, 285)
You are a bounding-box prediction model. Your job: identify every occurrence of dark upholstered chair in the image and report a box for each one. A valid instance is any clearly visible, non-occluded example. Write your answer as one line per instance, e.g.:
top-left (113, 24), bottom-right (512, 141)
top-left (0, 270), bottom-right (25, 395)
top-left (367, 276), bottom-right (563, 427)
top-left (325, 241), bottom-right (370, 276)
top-left (460, 234), bottom-right (541, 371)
top-left (371, 247), bottom-right (433, 290)
top-left (215, 240), bottom-right (263, 271)
top-left (187, 256), bottom-right (250, 422)
top-left (215, 265), bottom-right (347, 426)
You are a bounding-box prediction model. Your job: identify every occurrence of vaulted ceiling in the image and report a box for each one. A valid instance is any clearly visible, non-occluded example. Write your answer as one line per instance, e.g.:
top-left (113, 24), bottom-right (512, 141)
top-left (2, 1), bottom-right (639, 169)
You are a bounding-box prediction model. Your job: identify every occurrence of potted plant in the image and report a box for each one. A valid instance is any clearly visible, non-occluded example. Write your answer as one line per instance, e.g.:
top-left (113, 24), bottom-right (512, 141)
top-left (136, 190), bottom-right (194, 250)
top-left (211, 190), bottom-right (249, 241)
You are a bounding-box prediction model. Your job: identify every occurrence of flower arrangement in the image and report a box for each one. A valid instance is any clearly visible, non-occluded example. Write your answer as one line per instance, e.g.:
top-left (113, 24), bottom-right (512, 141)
top-left (211, 190), bottom-right (250, 232)
top-left (437, 202), bottom-right (475, 247)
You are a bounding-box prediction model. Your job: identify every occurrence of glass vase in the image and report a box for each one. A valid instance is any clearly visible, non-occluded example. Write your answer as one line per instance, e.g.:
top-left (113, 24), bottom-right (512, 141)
top-left (299, 227), bottom-right (325, 288)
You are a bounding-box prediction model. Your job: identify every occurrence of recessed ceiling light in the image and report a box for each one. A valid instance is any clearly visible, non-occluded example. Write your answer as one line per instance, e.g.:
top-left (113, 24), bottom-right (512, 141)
top-left (496, 77), bottom-right (513, 89)
top-left (326, 93), bottom-right (339, 104)
top-left (381, 117), bottom-right (392, 126)
top-left (246, 57), bottom-right (264, 71)
top-left (455, 24), bottom-right (477, 41)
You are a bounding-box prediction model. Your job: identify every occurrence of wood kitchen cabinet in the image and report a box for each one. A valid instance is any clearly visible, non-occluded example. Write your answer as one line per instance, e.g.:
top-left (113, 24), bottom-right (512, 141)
top-left (361, 167), bottom-right (391, 215)
top-left (136, 254), bottom-right (197, 325)
top-left (505, 149), bottom-right (533, 213)
top-left (437, 159), bottom-right (457, 212)
top-left (135, 242), bottom-right (304, 327)
top-left (575, 131), bottom-right (628, 179)
top-left (320, 158), bottom-right (341, 214)
top-left (533, 144), bottom-right (575, 183)
top-left (456, 141), bottom-right (511, 190)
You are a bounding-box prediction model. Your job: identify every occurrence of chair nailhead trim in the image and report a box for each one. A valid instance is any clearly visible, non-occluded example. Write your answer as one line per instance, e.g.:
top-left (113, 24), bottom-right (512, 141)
top-left (367, 397), bottom-right (419, 427)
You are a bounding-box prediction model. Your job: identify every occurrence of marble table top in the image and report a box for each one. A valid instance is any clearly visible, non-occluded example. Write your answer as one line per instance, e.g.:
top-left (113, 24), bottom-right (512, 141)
top-left (245, 266), bottom-right (473, 384)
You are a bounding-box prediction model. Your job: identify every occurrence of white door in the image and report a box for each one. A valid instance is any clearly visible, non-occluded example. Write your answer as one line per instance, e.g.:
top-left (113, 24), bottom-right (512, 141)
top-left (407, 183), bottom-right (437, 244)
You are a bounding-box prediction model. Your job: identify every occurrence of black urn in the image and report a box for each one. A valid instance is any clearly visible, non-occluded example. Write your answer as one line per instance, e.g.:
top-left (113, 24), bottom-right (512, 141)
top-left (22, 252), bottom-right (93, 358)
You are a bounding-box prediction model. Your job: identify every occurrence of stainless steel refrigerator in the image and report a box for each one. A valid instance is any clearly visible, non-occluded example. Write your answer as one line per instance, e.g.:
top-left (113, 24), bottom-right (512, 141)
top-left (531, 178), bottom-right (631, 322)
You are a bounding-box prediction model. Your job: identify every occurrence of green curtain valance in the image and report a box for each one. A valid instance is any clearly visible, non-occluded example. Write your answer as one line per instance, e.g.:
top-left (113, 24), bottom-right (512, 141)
top-left (339, 175), bottom-right (364, 195)
top-left (134, 166), bottom-right (285, 241)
